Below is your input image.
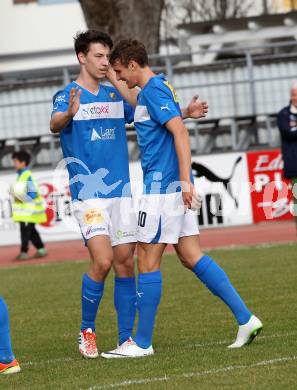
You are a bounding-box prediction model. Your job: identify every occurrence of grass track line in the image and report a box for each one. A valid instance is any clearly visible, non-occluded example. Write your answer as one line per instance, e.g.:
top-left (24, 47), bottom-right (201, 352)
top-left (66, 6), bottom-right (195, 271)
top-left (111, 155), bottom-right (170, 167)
top-left (21, 331), bottom-right (297, 368)
top-left (85, 355), bottom-right (297, 390)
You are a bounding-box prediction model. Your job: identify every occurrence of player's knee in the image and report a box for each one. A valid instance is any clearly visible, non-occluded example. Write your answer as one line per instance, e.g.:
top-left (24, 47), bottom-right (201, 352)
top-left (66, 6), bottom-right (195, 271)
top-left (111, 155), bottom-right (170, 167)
top-left (92, 257), bottom-right (113, 276)
top-left (116, 251), bottom-right (133, 265)
top-left (114, 253), bottom-right (135, 276)
top-left (178, 253), bottom-right (200, 270)
top-left (137, 258), bottom-right (159, 273)
top-left (123, 255), bottom-right (135, 271)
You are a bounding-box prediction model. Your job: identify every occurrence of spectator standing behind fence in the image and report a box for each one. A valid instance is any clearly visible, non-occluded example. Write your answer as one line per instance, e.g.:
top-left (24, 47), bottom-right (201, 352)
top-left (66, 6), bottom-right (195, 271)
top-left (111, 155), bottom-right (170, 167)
top-left (11, 150), bottom-right (48, 260)
top-left (277, 83), bottom-right (297, 231)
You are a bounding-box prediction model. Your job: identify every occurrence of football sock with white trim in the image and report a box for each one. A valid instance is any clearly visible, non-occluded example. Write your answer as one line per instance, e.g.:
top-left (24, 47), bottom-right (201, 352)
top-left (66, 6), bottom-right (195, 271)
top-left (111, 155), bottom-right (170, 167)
top-left (135, 270), bottom-right (162, 349)
top-left (114, 276), bottom-right (137, 345)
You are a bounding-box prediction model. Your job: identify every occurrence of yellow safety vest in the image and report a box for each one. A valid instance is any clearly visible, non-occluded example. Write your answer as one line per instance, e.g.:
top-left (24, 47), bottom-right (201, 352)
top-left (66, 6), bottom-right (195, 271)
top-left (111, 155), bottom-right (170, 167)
top-left (12, 169), bottom-right (47, 224)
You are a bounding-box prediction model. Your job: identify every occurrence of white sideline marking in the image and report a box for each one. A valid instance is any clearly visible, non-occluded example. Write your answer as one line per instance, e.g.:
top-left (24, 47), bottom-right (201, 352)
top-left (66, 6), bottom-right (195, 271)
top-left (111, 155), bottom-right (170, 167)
top-left (85, 356), bottom-right (297, 390)
top-left (21, 331), bottom-right (297, 368)
top-left (22, 357), bottom-right (75, 367)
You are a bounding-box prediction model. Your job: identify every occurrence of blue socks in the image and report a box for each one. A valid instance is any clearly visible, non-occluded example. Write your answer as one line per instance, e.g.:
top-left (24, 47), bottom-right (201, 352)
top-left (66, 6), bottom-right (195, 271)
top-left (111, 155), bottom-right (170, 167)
top-left (114, 276), bottom-right (136, 345)
top-left (0, 297), bottom-right (15, 364)
top-left (192, 255), bottom-right (252, 325)
top-left (135, 270), bottom-right (162, 349)
top-left (81, 273), bottom-right (104, 331)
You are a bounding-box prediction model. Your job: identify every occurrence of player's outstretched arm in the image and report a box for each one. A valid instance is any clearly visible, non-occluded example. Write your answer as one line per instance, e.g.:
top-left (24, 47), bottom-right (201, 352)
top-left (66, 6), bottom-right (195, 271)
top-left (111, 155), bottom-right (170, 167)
top-left (106, 66), bottom-right (139, 107)
top-left (50, 88), bottom-right (82, 133)
top-left (181, 95), bottom-right (208, 120)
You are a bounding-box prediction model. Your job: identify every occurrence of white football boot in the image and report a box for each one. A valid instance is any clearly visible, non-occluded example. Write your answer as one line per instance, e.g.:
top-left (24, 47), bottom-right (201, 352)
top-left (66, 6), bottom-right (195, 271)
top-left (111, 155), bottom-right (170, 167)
top-left (101, 337), bottom-right (154, 359)
top-left (228, 315), bottom-right (263, 348)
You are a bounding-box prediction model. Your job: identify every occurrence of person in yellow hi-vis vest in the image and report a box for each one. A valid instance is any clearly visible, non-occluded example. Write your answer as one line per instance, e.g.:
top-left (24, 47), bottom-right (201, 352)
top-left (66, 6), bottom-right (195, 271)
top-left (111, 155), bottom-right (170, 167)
top-left (11, 150), bottom-right (48, 260)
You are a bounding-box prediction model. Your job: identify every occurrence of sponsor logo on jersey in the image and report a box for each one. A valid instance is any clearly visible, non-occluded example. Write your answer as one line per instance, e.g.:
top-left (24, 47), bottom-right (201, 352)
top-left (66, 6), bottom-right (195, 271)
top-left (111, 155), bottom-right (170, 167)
top-left (82, 104), bottom-right (109, 118)
top-left (91, 127), bottom-right (116, 141)
top-left (54, 94), bottom-right (66, 103)
top-left (74, 101), bottom-right (124, 120)
top-left (83, 208), bottom-right (104, 225)
top-left (160, 103), bottom-right (170, 111)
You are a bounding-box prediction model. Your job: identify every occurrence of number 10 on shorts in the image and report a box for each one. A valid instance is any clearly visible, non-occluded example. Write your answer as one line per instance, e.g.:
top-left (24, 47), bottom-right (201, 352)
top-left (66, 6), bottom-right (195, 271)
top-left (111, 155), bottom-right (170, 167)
top-left (138, 211), bottom-right (147, 227)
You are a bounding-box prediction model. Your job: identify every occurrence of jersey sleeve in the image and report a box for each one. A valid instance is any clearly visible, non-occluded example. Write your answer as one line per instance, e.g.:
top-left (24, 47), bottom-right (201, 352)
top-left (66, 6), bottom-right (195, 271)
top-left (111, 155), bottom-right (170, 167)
top-left (144, 82), bottom-right (181, 125)
top-left (123, 100), bottom-right (135, 124)
top-left (51, 89), bottom-right (69, 116)
top-left (110, 87), bottom-right (135, 124)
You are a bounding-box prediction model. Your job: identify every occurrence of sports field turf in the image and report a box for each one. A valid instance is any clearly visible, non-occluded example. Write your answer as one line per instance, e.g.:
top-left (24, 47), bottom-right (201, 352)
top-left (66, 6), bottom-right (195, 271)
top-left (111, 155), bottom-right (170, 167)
top-left (1, 242), bottom-right (297, 389)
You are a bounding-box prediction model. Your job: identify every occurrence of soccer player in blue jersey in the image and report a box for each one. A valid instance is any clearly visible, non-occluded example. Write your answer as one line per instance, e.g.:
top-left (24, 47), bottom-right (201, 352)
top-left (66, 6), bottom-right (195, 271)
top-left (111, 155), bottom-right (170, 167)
top-left (101, 39), bottom-right (263, 358)
top-left (0, 297), bottom-right (21, 375)
top-left (50, 31), bottom-right (140, 359)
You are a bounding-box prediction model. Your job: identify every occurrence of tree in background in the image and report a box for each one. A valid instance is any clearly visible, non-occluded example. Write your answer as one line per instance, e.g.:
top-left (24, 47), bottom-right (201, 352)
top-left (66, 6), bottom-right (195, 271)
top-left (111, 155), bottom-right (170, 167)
top-left (161, 0), bottom-right (256, 52)
top-left (162, 0), bottom-right (255, 26)
top-left (79, 0), bottom-right (296, 54)
top-left (79, 0), bottom-right (164, 54)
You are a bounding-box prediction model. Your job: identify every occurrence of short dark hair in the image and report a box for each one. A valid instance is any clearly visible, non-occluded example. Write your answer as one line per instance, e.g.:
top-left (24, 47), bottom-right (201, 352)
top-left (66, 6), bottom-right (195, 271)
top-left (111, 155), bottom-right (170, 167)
top-left (12, 150), bottom-right (31, 166)
top-left (110, 39), bottom-right (148, 67)
top-left (74, 30), bottom-right (113, 57)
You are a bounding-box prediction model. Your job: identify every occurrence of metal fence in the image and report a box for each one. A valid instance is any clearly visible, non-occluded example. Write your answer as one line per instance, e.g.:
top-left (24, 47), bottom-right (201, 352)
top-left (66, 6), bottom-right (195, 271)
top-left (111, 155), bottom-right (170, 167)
top-left (0, 41), bottom-right (297, 168)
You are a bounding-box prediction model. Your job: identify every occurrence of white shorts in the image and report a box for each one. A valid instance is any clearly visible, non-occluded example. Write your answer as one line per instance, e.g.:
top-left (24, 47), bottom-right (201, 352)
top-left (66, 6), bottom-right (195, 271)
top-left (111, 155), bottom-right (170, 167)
top-left (73, 197), bottom-right (137, 247)
top-left (137, 192), bottom-right (199, 244)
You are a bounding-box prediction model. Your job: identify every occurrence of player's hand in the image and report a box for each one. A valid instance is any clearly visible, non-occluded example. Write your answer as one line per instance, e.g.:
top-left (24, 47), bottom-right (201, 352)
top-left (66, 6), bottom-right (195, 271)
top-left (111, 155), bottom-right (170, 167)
top-left (182, 181), bottom-right (194, 209)
top-left (190, 189), bottom-right (202, 211)
top-left (67, 87), bottom-right (82, 117)
top-left (186, 95), bottom-right (208, 119)
top-left (105, 65), bottom-right (117, 83)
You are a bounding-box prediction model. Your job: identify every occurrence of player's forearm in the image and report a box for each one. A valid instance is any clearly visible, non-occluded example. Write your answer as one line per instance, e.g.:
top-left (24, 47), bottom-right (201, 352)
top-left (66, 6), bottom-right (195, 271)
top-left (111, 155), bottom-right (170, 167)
top-left (173, 127), bottom-right (192, 183)
top-left (108, 76), bottom-right (138, 107)
top-left (50, 112), bottom-right (73, 133)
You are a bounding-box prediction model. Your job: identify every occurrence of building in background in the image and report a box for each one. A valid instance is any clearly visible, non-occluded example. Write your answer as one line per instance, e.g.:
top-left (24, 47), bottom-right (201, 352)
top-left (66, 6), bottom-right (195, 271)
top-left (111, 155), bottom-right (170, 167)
top-left (0, 0), bottom-right (86, 73)
top-left (273, 0), bottom-right (297, 12)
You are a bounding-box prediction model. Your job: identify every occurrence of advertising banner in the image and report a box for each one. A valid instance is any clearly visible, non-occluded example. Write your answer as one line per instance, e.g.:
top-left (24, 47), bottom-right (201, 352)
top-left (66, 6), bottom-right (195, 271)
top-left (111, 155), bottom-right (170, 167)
top-left (192, 152), bottom-right (253, 228)
top-left (3, 149), bottom-right (290, 246)
top-left (246, 149), bottom-right (294, 222)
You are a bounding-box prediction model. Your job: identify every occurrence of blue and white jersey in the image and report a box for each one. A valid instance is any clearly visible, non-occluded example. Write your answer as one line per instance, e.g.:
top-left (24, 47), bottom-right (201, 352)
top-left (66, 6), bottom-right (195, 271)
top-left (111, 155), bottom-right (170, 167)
top-left (134, 74), bottom-right (192, 194)
top-left (52, 82), bottom-right (134, 201)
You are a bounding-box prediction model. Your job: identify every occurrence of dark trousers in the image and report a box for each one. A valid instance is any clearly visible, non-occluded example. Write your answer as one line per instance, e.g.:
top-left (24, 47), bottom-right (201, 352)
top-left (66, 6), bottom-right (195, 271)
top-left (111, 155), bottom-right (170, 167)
top-left (19, 222), bottom-right (44, 253)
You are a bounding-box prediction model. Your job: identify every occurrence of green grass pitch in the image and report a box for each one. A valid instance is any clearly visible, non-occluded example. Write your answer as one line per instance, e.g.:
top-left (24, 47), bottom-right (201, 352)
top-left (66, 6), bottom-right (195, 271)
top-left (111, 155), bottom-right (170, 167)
top-left (1, 243), bottom-right (297, 389)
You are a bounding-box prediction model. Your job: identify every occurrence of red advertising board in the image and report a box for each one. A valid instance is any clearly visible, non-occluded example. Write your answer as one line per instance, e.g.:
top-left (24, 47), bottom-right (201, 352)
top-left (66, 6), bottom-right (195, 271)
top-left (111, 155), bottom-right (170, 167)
top-left (247, 149), bottom-right (293, 222)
